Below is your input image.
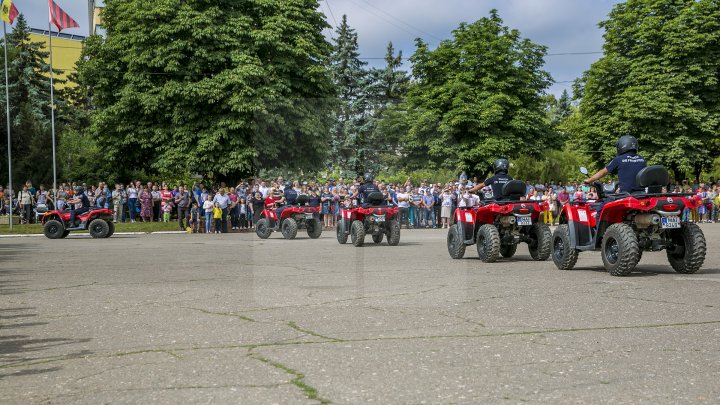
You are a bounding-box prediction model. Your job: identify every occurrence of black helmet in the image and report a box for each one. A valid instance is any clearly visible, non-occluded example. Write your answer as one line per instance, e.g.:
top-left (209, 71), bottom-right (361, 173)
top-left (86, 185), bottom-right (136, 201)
top-left (492, 159), bottom-right (509, 174)
top-left (74, 186), bottom-right (84, 195)
top-left (363, 172), bottom-right (374, 183)
top-left (616, 135), bottom-right (638, 156)
top-left (285, 181), bottom-right (293, 189)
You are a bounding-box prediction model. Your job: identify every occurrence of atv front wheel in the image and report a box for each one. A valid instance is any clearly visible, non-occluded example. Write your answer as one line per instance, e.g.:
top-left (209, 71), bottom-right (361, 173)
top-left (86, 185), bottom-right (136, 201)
top-left (336, 221), bottom-right (348, 244)
top-left (386, 220), bottom-right (400, 246)
top-left (476, 224), bottom-right (500, 263)
top-left (601, 223), bottom-right (640, 276)
top-left (447, 224), bottom-right (466, 259)
top-left (552, 224), bottom-right (578, 270)
top-left (281, 218), bottom-right (298, 240)
top-left (89, 219), bottom-right (110, 239)
top-left (44, 220), bottom-right (65, 239)
top-left (528, 223), bottom-right (551, 261)
top-left (666, 222), bottom-right (706, 274)
top-left (106, 221), bottom-right (115, 238)
top-left (306, 218), bottom-right (323, 239)
top-left (350, 220), bottom-right (365, 247)
top-left (255, 218), bottom-right (272, 239)
top-left (500, 244), bottom-right (517, 258)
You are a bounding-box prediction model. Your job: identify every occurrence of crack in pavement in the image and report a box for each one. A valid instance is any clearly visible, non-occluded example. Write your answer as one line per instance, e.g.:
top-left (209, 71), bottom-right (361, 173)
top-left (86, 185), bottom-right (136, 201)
top-left (249, 349), bottom-right (331, 404)
top-left (3, 319), bottom-right (719, 371)
top-left (286, 321), bottom-right (342, 342)
top-left (602, 295), bottom-right (689, 306)
top-left (182, 307), bottom-right (256, 322)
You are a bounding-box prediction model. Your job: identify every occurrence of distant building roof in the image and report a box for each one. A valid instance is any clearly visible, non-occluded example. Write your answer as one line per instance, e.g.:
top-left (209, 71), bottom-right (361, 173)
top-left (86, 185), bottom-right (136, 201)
top-left (30, 28), bottom-right (86, 42)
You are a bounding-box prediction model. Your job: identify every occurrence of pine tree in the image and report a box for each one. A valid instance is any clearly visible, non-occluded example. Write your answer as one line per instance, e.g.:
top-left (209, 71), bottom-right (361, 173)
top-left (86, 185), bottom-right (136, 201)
top-left (328, 15), bottom-right (371, 176)
top-left (0, 15), bottom-right (67, 187)
top-left (368, 42), bottom-right (410, 171)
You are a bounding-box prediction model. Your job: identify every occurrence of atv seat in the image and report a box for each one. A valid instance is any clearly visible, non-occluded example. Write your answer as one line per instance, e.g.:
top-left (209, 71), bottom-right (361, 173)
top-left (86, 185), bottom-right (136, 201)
top-left (366, 192), bottom-right (385, 206)
top-left (635, 165), bottom-right (670, 194)
top-left (500, 180), bottom-right (527, 201)
top-left (295, 194), bottom-right (309, 206)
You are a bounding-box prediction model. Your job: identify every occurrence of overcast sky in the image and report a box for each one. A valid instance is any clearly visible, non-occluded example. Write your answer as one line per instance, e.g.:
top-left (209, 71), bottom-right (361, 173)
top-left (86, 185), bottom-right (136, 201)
top-left (16, 0), bottom-right (621, 96)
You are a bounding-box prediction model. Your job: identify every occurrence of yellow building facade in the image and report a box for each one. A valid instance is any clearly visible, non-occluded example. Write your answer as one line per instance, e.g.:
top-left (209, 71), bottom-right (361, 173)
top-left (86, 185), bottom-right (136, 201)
top-left (29, 29), bottom-right (84, 88)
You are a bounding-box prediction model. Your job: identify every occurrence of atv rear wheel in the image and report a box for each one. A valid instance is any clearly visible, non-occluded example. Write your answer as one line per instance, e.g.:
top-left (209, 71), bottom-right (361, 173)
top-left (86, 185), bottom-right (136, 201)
top-left (601, 223), bottom-right (640, 276)
top-left (350, 220), bottom-right (365, 247)
top-left (336, 221), bottom-right (348, 244)
top-left (447, 224), bottom-right (466, 259)
top-left (89, 219), bottom-right (110, 239)
top-left (281, 218), bottom-right (298, 240)
top-left (500, 244), bottom-right (517, 258)
top-left (255, 218), bottom-right (272, 239)
top-left (552, 224), bottom-right (578, 270)
top-left (528, 223), bottom-right (551, 261)
top-left (372, 233), bottom-right (383, 244)
top-left (666, 222), bottom-right (706, 274)
top-left (306, 218), bottom-right (323, 239)
top-left (386, 220), bottom-right (400, 246)
top-left (476, 224), bottom-right (500, 263)
top-left (44, 219), bottom-right (65, 239)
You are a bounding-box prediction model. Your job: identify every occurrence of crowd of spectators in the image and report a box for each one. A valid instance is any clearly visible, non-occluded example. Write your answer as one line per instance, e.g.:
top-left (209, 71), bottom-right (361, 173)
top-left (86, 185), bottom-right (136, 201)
top-left (2, 174), bottom-right (719, 232)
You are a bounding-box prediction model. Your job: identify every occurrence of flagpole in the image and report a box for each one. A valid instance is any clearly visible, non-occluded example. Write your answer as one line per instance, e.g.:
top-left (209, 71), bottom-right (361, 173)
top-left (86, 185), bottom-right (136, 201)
top-left (47, 8), bottom-right (57, 208)
top-left (3, 21), bottom-right (11, 230)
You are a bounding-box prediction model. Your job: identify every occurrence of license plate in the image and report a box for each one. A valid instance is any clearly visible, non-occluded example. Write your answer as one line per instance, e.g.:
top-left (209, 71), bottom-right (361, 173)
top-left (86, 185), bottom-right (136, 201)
top-left (304, 213), bottom-right (314, 219)
top-left (516, 216), bottom-right (532, 226)
top-left (661, 216), bottom-right (680, 229)
top-left (374, 215), bottom-right (385, 222)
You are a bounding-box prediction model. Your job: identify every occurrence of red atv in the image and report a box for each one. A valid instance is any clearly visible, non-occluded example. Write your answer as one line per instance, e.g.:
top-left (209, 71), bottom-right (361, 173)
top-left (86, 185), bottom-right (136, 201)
top-left (336, 192), bottom-right (400, 247)
top-left (447, 180), bottom-right (552, 262)
top-left (552, 165), bottom-right (706, 276)
top-left (41, 207), bottom-right (115, 239)
top-left (255, 195), bottom-right (322, 240)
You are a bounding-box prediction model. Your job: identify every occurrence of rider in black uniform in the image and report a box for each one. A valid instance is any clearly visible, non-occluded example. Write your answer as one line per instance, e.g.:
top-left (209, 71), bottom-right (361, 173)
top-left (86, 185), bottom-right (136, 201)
top-left (67, 186), bottom-right (91, 226)
top-left (277, 181), bottom-right (298, 216)
top-left (468, 159), bottom-right (513, 200)
top-left (585, 135), bottom-right (647, 193)
top-left (352, 173), bottom-right (381, 207)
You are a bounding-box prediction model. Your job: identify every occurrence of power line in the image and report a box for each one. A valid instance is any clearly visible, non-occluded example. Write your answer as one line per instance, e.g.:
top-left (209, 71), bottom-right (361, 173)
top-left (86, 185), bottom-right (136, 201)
top-left (324, 0), bottom-right (339, 30)
top-left (343, 0), bottom-right (423, 39)
top-left (355, 0), bottom-right (443, 42)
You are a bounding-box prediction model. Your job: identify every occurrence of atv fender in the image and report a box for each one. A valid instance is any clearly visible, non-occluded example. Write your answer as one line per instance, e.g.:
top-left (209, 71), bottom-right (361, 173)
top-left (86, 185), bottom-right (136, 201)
top-left (562, 205), bottom-right (596, 251)
top-left (455, 209), bottom-right (476, 245)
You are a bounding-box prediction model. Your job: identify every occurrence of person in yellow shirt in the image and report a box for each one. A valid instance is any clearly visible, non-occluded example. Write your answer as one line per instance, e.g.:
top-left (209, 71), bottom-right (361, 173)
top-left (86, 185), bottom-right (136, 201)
top-left (212, 202), bottom-right (222, 234)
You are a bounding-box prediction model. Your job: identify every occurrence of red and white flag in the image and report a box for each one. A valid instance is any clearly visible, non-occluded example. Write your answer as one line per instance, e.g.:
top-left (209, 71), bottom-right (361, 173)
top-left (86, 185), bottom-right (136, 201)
top-left (48, 0), bottom-right (79, 32)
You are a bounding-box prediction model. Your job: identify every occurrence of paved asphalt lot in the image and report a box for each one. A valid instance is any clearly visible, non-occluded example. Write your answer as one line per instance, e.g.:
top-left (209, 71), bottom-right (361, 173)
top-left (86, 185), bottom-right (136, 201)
top-left (1, 225), bottom-right (719, 404)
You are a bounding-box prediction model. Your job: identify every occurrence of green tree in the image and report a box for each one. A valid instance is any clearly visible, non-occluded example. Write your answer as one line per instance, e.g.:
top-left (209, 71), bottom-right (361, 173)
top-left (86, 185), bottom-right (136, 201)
top-left (369, 43), bottom-right (410, 170)
top-left (79, 0), bottom-right (335, 181)
top-left (575, 0), bottom-right (720, 181)
top-left (0, 15), bottom-right (70, 188)
top-left (400, 10), bottom-right (555, 175)
top-left (328, 15), bottom-right (371, 176)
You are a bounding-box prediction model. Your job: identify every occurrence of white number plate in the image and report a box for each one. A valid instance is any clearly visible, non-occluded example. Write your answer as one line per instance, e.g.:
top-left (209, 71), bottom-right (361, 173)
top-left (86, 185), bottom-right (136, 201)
top-left (661, 216), bottom-right (680, 229)
top-left (374, 215), bottom-right (385, 222)
top-left (304, 213), bottom-right (314, 219)
top-left (516, 216), bottom-right (532, 226)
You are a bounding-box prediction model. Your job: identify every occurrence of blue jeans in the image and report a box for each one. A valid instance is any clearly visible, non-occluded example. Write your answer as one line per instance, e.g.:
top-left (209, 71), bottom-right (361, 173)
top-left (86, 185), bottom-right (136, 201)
top-left (424, 208), bottom-right (435, 228)
top-left (205, 212), bottom-right (213, 233)
top-left (128, 198), bottom-right (137, 220)
top-left (70, 207), bottom-right (89, 226)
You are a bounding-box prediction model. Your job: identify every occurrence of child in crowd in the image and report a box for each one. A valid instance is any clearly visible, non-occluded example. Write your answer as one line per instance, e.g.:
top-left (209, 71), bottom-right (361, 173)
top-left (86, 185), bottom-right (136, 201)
top-left (213, 202), bottom-right (222, 234)
top-left (238, 198), bottom-right (248, 229)
top-left (189, 202), bottom-right (199, 233)
top-left (203, 194), bottom-right (214, 233)
top-left (162, 197), bottom-right (173, 223)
